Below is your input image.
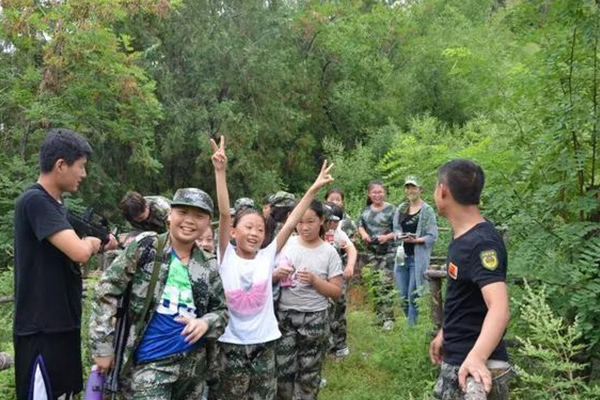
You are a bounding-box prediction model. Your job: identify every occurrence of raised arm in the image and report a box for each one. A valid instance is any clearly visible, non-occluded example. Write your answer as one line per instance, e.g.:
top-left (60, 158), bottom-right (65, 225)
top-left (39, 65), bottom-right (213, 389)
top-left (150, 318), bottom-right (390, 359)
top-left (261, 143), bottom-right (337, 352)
top-left (275, 160), bottom-right (334, 253)
top-left (343, 240), bottom-right (358, 280)
top-left (210, 136), bottom-right (231, 261)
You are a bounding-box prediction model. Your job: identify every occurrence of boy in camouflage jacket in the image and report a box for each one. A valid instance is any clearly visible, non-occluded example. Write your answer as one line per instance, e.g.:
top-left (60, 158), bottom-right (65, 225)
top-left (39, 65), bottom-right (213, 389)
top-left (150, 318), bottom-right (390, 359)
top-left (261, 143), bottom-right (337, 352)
top-left (90, 188), bottom-right (228, 400)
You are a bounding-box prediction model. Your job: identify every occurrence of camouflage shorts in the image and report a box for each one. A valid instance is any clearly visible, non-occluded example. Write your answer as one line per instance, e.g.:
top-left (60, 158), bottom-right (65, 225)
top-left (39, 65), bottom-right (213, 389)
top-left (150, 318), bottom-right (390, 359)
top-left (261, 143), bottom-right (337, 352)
top-left (130, 350), bottom-right (207, 400)
top-left (217, 341), bottom-right (277, 400)
top-left (433, 361), bottom-right (513, 400)
top-left (276, 309), bottom-right (329, 400)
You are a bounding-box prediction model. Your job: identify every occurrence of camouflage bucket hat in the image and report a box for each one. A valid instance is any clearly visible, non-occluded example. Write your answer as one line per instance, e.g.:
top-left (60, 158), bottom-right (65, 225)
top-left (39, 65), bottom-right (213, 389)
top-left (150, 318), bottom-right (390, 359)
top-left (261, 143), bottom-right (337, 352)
top-left (234, 197), bottom-right (255, 211)
top-left (171, 188), bottom-right (214, 216)
top-left (270, 191), bottom-right (296, 208)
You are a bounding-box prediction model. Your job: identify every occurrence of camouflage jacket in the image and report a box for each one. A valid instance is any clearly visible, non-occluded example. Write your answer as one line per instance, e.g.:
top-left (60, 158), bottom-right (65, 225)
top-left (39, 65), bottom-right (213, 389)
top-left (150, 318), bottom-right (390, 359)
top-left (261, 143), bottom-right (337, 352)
top-left (89, 232), bottom-right (228, 374)
top-left (129, 196), bottom-right (171, 233)
top-left (358, 202), bottom-right (397, 255)
top-left (339, 213), bottom-right (357, 238)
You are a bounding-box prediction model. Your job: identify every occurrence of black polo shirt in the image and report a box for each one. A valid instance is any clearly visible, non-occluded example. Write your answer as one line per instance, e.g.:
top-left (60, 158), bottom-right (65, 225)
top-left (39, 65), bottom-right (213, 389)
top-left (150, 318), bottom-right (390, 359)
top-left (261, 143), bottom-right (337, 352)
top-left (13, 184), bottom-right (81, 335)
top-left (442, 221), bottom-right (508, 366)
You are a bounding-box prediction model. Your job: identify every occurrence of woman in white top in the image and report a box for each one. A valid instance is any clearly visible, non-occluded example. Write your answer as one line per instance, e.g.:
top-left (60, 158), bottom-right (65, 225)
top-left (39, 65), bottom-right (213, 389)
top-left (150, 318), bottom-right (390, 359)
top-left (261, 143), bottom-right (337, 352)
top-left (210, 136), bottom-right (334, 400)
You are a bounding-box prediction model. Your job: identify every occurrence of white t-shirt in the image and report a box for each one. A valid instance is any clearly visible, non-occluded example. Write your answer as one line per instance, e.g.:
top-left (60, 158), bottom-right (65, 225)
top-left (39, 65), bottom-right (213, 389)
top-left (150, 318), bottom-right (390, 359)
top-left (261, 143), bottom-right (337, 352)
top-left (277, 236), bottom-right (343, 312)
top-left (333, 229), bottom-right (350, 250)
top-left (218, 240), bottom-right (281, 345)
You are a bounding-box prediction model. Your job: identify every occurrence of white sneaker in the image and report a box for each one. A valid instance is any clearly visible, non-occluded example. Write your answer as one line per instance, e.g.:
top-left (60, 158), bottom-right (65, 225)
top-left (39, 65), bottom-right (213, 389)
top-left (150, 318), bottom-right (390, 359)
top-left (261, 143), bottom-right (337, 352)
top-left (382, 321), bottom-right (394, 331)
top-left (320, 378), bottom-right (327, 388)
top-left (334, 347), bottom-right (350, 357)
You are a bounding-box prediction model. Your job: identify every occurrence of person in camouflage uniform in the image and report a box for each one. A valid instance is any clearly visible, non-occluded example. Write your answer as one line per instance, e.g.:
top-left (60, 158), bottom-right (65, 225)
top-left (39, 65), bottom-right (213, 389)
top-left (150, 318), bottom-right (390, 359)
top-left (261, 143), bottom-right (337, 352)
top-left (120, 191), bottom-right (171, 233)
top-left (357, 181), bottom-right (398, 329)
top-left (324, 203), bottom-right (357, 358)
top-left (90, 188), bottom-right (228, 400)
top-left (270, 191), bottom-right (296, 237)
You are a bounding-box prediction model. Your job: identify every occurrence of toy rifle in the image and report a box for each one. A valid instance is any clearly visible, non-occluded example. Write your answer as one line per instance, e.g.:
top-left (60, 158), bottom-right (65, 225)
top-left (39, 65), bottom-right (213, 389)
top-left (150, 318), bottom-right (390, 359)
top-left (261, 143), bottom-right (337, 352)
top-left (103, 282), bottom-right (132, 400)
top-left (102, 234), bottom-right (167, 399)
top-left (67, 207), bottom-right (112, 252)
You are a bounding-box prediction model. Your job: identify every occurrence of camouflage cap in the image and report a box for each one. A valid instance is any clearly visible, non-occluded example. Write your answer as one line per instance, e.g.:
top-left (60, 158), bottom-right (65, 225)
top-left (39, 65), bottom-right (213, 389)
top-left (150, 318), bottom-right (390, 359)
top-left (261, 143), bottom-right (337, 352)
top-left (171, 188), bottom-right (214, 216)
top-left (270, 191), bottom-right (296, 208)
top-left (234, 197), bottom-right (255, 211)
top-left (404, 176), bottom-right (421, 187)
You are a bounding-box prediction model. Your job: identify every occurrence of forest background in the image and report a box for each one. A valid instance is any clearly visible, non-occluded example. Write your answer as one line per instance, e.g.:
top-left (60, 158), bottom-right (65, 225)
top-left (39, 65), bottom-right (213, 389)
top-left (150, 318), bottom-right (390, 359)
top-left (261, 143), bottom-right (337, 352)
top-left (0, 0), bottom-right (599, 398)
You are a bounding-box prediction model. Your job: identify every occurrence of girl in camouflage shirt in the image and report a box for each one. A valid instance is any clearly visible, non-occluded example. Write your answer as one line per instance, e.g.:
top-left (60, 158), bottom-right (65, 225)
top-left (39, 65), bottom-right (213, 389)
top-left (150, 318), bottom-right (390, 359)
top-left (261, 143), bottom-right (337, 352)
top-left (357, 181), bottom-right (397, 329)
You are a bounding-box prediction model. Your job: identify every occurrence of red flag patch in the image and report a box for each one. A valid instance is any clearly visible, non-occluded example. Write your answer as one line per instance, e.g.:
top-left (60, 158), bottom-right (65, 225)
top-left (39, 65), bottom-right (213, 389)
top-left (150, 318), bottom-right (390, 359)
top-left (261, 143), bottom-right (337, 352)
top-left (448, 262), bottom-right (458, 280)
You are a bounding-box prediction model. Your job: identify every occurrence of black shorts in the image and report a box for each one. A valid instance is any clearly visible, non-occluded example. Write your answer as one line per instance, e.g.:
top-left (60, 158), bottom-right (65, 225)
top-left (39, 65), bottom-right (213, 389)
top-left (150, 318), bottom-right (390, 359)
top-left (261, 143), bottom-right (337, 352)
top-left (14, 330), bottom-right (83, 400)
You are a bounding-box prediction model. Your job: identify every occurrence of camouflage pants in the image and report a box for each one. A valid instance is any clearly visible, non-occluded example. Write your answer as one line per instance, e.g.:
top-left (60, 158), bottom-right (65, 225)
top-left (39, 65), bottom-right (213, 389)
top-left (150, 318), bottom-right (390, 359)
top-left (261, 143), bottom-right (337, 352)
top-left (276, 309), bottom-right (329, 400)
top-left (131, 350), bottom-right (207, 400)
top-left (217, 341), bottom-right (277, 400)
top-left (433, 361), bottom-right (512, 400)
top-left (328, 281), bottom-right (348, 353)
top-left (205, 339), bottom-right (222, 400)
top-left (365, 252), bottom-right (396, 324)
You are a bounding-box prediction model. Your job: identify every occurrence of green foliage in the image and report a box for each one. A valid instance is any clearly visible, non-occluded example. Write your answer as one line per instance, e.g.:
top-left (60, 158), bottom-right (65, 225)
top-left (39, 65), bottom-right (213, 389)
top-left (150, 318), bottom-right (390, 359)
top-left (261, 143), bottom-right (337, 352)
top-left (513, 283), bottom-right (600, 399)
top-left (1, 0), bottom-right (600, 394)
top-left (321, 290), bottom-right (437, 400)
top-left (360, 266), bottom-right (400, 314)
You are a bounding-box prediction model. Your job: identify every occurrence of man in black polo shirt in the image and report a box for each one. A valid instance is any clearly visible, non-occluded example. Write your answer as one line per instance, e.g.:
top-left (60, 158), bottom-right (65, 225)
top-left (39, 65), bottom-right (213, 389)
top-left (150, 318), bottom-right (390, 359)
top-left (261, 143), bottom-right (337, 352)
top-left (13, 128), bottom-right (115, 400)
top-left (429, 160), bottom-right (511, 400)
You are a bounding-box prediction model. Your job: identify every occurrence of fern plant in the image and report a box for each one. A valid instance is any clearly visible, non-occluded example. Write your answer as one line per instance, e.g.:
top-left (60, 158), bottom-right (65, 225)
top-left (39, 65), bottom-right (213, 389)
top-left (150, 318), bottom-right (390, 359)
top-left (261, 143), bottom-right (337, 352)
top-left (513, 282), bottom-right (600, 399)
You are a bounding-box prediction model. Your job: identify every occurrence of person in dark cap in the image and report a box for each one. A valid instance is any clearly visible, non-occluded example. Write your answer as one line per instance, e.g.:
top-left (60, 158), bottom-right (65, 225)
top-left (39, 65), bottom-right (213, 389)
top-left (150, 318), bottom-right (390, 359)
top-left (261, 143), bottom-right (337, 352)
top-left (269, 191), bottom-right (296, 237)
top-left (90, 188), bottom-right (228, 400)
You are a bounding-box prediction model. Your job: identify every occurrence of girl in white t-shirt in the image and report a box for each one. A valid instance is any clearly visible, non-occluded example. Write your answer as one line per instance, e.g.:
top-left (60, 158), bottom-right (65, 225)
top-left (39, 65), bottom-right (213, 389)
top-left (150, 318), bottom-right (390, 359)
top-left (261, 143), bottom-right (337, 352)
top-left (209, 136), bottom-right (334, 400)
top-left (273, 199), bottom-right (344, 400)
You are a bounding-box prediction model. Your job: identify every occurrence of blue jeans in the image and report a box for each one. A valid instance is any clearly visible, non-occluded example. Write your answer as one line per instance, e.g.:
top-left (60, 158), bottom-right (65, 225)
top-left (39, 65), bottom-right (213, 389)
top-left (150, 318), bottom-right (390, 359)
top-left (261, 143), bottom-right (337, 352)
top-left (394, 256), bottom-right (418, 326)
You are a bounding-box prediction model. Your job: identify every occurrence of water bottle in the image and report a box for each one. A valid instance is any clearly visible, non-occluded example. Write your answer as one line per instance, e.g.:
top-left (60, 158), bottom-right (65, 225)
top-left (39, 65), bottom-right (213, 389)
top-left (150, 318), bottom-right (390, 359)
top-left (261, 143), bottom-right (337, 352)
top-left (84, 365), bottom-right (105, 400)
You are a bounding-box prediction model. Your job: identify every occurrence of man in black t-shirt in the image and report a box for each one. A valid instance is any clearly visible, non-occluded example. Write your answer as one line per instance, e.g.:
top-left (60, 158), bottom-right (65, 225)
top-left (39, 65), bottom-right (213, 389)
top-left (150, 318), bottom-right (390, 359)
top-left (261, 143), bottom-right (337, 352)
top-left (13, 129), bottom-right (116, 400)
top-left (429, 160), bottom-right (511, 400)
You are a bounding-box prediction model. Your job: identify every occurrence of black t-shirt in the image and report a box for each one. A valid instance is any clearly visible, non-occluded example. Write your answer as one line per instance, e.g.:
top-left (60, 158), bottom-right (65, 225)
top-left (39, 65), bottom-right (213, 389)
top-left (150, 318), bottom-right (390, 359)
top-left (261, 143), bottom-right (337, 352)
top-left (442, 221), bottom-right (508, 366)
top-left (400, 209), bottom-right (420, 257)
top-left (13, 184), bottom-right (82, 335)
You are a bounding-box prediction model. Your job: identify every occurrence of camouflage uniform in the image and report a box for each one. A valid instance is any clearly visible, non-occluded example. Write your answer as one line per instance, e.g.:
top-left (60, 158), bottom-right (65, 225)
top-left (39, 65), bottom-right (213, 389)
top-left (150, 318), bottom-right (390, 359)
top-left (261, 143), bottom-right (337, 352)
top-left (234, 198), bottom-right (256, 211)
top-left (339, 213), bottom-right (357, 238)
top-left (90, 189), bottom-right (228, 400)
top-left (358, 203), bottom-right (397, 324)
top-left (275, 309), bottom-right (329, 400)
top-left (328, 281), bottom-right (347, 354)
top-left (270, 192), bottom-right (295, 209)
top-left (217, 341), bottom-right (277, 400)
top-left (129, 195), bottom-right (171, 233)
top-left (433, 361), bottom-right (513, 400)
top-left (204, 338), bottom-right (222, 400)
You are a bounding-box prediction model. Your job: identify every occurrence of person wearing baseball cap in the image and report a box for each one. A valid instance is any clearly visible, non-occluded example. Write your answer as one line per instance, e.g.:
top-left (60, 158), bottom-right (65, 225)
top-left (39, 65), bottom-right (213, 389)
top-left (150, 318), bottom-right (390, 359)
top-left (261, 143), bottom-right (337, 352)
top-left (393, 176), bottom-right (438, 326)
top-left (90, 187), bottom-right (228, 400)
top-left (269, 191), bottom-right (297, 238)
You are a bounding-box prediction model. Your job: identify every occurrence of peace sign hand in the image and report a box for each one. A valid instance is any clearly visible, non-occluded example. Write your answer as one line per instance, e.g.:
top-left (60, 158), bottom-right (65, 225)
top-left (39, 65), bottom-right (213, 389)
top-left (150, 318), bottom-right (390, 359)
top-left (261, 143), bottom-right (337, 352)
top-left (210, 135), bottom-right (227, 171)
top-left (310, 160), bottom-right (334, 191)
